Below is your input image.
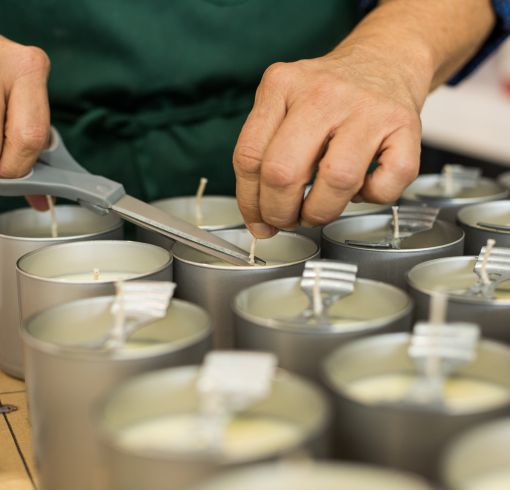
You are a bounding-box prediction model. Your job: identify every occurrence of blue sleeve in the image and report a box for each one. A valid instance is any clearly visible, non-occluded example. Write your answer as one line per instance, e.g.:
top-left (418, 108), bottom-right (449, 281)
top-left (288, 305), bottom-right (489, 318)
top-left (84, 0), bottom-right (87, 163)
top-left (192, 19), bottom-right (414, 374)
top-left (357, 1), bottom-right (510, 84)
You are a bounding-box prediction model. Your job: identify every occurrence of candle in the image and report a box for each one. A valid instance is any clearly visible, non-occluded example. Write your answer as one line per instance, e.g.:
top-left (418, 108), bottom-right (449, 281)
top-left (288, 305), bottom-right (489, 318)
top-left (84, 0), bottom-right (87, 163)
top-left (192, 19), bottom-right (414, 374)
top-left (117, 414), bottom-right (301, 460)
top-left (173, 229), bottom-right (318, 348)
top-left (464, 471), bottom-right (510, 490)
top-left (344, 373), bottom-right (509, 412)
top-left (0, 205), bottom-right (122, 379)
top-left (23, 295), bottom-right (211, 490)
top-left (52, 271), bottom-right (138, 283)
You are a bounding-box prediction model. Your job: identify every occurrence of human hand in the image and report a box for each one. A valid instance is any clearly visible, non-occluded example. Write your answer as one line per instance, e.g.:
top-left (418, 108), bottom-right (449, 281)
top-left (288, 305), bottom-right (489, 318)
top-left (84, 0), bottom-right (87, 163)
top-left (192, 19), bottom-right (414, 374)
top-left (0, 36), bottom-right (51, 210)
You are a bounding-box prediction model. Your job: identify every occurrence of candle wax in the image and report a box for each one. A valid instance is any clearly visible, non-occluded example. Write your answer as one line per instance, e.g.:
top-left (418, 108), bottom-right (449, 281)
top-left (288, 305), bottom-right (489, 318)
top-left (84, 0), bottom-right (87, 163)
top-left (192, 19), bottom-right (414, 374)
top-left (117, 414), bottom-right (301, 460)
top-left (464, 470), bottom-right (510, 490)
top-left (344, 373), bottom-right (509, 412)
top-left (51, 271), bottom-right (138, 283)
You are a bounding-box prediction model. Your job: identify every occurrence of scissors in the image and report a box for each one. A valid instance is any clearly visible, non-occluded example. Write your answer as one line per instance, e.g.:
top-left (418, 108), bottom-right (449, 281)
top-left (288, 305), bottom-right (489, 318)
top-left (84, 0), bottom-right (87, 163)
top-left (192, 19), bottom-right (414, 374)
top-left (0, 127), bottom-right (264, 266)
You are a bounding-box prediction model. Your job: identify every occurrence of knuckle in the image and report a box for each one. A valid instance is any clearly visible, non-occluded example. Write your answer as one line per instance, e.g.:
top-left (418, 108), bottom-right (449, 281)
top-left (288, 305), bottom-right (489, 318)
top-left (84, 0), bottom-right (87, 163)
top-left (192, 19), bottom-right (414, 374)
top-left (12, 123), bottom-right (50, 154)
top-left (261, 62), bottom-right (292, 87)
top-left (394, 159), bottom-right (419, 184)
top-left (320, 163), bottom-right (362, 193)
top-left (16, 45), bottom-right (51, 75)
top-left (233, 145), bottom-right (263, 175)
top-left (261, 159), bottom-right (297, 188)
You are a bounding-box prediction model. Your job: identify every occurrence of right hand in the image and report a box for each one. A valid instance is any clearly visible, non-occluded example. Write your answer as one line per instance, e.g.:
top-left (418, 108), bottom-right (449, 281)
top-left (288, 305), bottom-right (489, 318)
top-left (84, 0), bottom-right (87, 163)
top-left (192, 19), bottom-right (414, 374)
top-left (0, 36), bottom-right (51, 210)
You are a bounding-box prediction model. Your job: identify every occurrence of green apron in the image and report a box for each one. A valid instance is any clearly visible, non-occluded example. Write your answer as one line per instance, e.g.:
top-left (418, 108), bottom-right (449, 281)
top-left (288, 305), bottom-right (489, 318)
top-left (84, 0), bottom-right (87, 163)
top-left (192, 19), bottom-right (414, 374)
top-left (0, 0), bottom-right (359, 212)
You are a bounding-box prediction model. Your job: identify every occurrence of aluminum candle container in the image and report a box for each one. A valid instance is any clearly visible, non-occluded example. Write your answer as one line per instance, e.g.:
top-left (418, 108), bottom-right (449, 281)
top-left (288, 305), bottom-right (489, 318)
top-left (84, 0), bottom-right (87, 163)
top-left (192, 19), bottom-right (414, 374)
top-left (173, 230), bottom-right (319, 348)
top-left (194, 461), bottom-right (435, 490)
top-left (457, 200), bottom-right (510, 254)
top-left (0, 205), bottom-right (122, 378)
top-left (400, 174), bottom-right (507, 222)
top-left (322, 333), bottom-right (510, 481)
top-left (407, 256), bottom-right (510, 343)
top-left (22, 295), bottom-right (211, 490)
top-left (233, 276), bottom-right (413, 381)
top-left (497, 171), bottom-right (510, 191)
top-left (296, 201), bottom-right (391, 244)
top-left (96, 366), bottom-right (331, 490)
top-left (137, 196), bottom-right (244, 249)
top-left (16, 240), bottom-right (172, 378)
top-left (321, 214), bottom-right (464, 289)
top-left (442, 417), bottom-right (510, 490)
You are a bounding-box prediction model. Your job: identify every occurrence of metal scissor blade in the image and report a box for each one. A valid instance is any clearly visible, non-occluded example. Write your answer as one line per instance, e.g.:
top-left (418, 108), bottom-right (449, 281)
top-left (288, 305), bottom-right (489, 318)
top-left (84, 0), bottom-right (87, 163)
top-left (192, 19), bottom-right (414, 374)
top-left (111, 195), bottom-right (264, 266)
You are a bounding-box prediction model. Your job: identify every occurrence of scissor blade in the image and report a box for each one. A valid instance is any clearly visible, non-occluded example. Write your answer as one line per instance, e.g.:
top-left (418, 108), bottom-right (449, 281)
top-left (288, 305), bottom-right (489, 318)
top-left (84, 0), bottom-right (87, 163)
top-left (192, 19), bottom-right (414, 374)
top-left (111, 195), bottom-right (264, 266)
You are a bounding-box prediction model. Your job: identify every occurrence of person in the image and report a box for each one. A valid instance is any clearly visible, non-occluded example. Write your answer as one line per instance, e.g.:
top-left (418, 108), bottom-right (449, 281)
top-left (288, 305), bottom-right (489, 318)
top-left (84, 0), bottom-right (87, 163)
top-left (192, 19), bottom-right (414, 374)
top-left (0, 0), bottom-right (508, 238)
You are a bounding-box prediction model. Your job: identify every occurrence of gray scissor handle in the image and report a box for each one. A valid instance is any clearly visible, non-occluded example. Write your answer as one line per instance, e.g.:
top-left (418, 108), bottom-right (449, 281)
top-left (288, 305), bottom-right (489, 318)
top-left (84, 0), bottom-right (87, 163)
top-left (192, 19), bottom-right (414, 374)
top-left (0, 127), bottom-right (125, 210)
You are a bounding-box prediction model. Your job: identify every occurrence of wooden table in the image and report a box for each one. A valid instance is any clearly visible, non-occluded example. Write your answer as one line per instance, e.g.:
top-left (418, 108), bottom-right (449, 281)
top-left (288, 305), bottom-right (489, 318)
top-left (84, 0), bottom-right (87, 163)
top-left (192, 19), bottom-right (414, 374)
top-left (0, 369), bottom-right (37, 489)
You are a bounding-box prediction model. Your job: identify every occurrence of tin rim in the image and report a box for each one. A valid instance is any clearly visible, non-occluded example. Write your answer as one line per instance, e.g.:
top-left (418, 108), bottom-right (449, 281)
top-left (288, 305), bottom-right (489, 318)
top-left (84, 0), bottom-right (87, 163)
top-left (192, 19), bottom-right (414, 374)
top-left (16, 240), bottom-right (173, 284)
top-left (457, 200), bottom-right (510, 234)
top-left (232, 277), bottom-right (413, 334)
top-left (0, 205), bottom-right (123, 242)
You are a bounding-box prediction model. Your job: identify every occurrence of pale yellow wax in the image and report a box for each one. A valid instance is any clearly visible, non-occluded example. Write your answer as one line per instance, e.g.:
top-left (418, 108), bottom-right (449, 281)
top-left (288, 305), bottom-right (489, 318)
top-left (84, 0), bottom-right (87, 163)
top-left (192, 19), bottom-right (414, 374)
top-left (51, 271), bottom-right (138, 283)
top-left (344, 373), bottom-right (509, 412)
top-left (465, 470), bottom-right (510, 490)
top-left (207, 260), bottom-right (286, 268)
top-left (118, 414), bottom-right (301, 460)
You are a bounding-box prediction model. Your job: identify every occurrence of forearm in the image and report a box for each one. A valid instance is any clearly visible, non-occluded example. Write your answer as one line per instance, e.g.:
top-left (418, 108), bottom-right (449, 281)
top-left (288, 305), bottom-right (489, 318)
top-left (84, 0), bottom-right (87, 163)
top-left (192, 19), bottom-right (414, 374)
top-left (335, 0), bottom-right (496, 108)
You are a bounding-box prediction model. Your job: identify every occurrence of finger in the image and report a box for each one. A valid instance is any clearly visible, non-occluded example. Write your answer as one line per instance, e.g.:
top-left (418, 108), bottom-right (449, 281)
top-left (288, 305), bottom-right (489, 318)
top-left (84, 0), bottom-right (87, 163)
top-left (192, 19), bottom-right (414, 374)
top-left (26, 195), bottom-right (50, 211)
top-left (360, 122), bottom-right (420, 203)
top-left (259, 103), bottom-right (335, 229)
top-left (0, 47), bottom-right (51, 179)
top-left (233, 63), bottom-right (289, 238)
top-left (0, 94), bottom-right (4, 156)
top-left (301, 117), bottom-right (380, 226)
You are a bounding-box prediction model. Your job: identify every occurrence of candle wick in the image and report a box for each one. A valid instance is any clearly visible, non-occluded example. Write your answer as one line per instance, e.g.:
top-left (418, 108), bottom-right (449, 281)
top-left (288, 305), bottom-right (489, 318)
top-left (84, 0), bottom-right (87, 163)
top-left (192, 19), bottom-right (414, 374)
top-left (195, 177), bottom-right (208, 224)
top-left (444, 166), bottom-right (454, 196)
top-left (429, 289), bottom-right (447, 325)
top-left (480, 238), bottom-right (496, 286)
top-left (93, 268), bottom-right (101, 281)
top-left (46, 195), bottom-right (58, 238)
top-left (392, 206), bottom-right (400, 240)
top-left (312, 266), bottom-right (323, 317)
top-left (248, 237), bottom-right (257, 266)
top-left (426, 289), bottom-right (447, 383)
top-left (111, 281), bottom-right (126, 347)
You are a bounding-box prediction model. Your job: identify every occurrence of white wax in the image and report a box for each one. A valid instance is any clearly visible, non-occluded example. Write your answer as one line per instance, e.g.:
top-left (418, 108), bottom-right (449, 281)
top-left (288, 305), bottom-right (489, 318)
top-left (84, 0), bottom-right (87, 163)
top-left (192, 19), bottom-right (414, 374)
top-left (51, 271), bottom-right (138, 283)
top-left (465, 470), bottom-right (510, 490)
top-left (344, 373), bottom-right (509, 412)
top-left (118, 414), bottom-right (301, 460)
top-left (207, 260), bottom-right (286, 268)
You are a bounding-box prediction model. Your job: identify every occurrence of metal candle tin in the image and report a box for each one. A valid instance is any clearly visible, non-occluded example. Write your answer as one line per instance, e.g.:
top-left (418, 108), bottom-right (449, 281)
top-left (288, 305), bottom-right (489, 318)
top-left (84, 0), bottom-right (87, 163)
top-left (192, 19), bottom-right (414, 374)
top-left (137, 196), bottom-right (244, 249)
top-left (22, 295), bottom-right (211, 490)
top-left (442, 417), bottom-right (510, 490)
top-left (15, 240), bottom-right (172, 377)
top-left (0, 205), bottom-right (122, 378)
top-left (322, 333), bottom-right (510, 481)
top-left (296, 201), bottom-right (391, 244)
top-left (173, 230), bottom-right (319, 348)
top-left (96, 366), bottom-right (331, 490)
top-left (400, 174), bottom-right (507, 222)
top-left (407, 256), bottom-right (510, 343)
top-left (497, 171), bottom-right (510, 191)
top-left (321, 214), bottom-right (464, 289)
top-left (194, 461), bottom-right (435, 490)
top-left (233, 276), bottom-right (413, 381)
top-left (457, 200), bottom-right (510, 254)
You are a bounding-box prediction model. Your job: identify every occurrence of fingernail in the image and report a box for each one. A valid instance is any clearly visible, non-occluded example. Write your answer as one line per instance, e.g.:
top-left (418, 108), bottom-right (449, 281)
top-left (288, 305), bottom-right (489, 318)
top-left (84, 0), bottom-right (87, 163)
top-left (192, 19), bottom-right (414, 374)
top-left (300, 220), bottom-right (316, 229)
top-left (250, 222), bottom-right (277, 238)
top-left (281, 225), bottom-right (298, 232)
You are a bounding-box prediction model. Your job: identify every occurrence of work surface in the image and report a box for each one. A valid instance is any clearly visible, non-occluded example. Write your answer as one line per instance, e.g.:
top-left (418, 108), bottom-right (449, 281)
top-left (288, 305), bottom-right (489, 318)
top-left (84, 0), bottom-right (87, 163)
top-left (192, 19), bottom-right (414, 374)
top-left (0, 370), bottom-right (37, 489)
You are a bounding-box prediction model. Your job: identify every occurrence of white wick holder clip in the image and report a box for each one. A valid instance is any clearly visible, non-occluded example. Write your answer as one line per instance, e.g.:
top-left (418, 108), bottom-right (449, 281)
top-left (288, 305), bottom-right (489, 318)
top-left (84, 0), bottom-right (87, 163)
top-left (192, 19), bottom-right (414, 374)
top-left (103, 281), bottom-right (176, 350)
top-left (345, 205), bottom-right (439, 249)
top-left (405, 291), bottom-right (480, 407)
top-left (196, 351), bottom-right (277, 450)
top-left (439, 164), bottom-right (481, 197)
top-left (296, 259), bottom-right (357, 325)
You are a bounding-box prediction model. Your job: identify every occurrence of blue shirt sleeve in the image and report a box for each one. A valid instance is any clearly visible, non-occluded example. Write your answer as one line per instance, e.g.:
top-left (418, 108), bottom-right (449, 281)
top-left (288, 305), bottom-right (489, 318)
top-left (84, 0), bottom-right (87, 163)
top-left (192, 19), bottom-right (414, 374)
top-left (357, 0), bottom-right (510, 84)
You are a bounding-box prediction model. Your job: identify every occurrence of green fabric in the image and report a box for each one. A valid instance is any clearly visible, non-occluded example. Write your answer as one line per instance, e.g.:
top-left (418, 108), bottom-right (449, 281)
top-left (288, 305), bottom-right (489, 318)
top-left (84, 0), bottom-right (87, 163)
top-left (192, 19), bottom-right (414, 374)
top-left (1, 0), bottom-right (359, 212)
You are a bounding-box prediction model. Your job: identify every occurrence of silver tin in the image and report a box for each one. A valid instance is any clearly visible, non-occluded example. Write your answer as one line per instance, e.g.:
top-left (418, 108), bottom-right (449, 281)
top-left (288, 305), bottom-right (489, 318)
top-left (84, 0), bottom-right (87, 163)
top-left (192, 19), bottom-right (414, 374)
top-left (400, 174), bottom-right (507, 222)
top-left (173, 230), bottom-right (319, 348)
top-left (321, 214), bottom-right (464, 289)
top-left (322, 333), bottom-right (510, 481)
top-left (16, 240), bottom-right (172, 377)
top-left (137, 196), bottom-right (244, 249)
top-left (442, 417), bottom-right (510, 490)
top-left (233, 276), bottom-right (413, 381)
top-left (296, 201), bottom-right (392, 244)
top-left (407, 256), bottom-right (510, 344)
top-left (193, 461), bottom-right (435, 490)
top-left (457, 200), bottom-right (510, 255)
top-left (497, 171), bottom-right (510, 191)
top-left (96, 366), bottom-right (331, 490)
top-left (0, 205), bottom-right (122, 378)
top-left (22, 295), bottom-right (211, 490)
